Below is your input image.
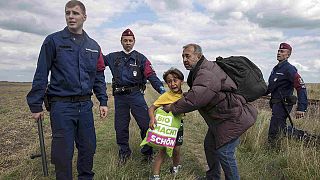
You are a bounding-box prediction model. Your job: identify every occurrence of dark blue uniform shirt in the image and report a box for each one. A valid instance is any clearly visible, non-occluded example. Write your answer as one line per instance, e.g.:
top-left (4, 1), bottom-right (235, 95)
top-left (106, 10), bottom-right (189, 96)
top-left (104, 50), bottom-right (165, 93)
top-left (267, 60), bottom-right (308, 111)
top-left (27, 27), bottom-right (107, 113)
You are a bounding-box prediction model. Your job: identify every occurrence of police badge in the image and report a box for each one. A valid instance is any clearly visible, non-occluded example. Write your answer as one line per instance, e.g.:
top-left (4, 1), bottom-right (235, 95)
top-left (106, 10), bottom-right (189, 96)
top-left (133, 70), bottom-right (137, 77)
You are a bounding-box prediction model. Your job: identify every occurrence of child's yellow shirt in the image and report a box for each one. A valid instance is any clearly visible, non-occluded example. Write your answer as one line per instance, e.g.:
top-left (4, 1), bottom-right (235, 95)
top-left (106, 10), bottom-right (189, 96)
top-left (153, 91), bottom-right (183, 107)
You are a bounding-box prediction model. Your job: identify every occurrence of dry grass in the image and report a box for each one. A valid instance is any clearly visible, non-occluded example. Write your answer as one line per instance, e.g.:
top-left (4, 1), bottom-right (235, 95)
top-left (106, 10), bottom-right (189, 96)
top-left (0, 82), bottom-right (319, 179)
top-left (307, 83), bottom-right (320, 100)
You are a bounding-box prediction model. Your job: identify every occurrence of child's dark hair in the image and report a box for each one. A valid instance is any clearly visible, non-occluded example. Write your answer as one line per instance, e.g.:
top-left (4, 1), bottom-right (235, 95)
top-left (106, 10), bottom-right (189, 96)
top-left (163, 68), bottom-right (184, 83)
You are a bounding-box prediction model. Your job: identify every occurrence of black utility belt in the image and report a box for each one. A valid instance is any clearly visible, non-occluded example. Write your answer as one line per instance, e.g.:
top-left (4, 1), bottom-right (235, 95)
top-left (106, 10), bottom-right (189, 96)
top-left (270, 98), bottom-right (282, 104)
top-left (270, 95), bottom-right (297, 106)
top-left (113, 85), bottom-right (141, 95)
top-left (50, 95), bottom-right (91, 102)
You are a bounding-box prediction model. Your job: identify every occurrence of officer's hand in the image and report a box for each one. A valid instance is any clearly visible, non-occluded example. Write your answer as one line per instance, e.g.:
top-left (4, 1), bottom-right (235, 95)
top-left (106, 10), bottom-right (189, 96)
top-left (149, 117), bottom-right (157, 130)
top-left (295, 111), bottom-right (305, 119)
top-left (162, 104), bottom-right (171, 113)
top-left (32, 112), bottom-right (44, 121)
top-left (99, 106), bottom-right (108, 118)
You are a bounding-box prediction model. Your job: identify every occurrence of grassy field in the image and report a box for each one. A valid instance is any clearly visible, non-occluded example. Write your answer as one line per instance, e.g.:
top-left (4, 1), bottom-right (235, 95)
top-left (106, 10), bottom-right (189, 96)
top-left (0, 82), bottom-right (319, 179)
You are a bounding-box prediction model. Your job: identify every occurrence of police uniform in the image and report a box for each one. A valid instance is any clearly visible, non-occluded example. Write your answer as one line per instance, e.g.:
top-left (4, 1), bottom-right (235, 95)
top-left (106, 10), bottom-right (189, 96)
top-left (267, 43), bottom-right (308, 143)
top-left (27, 27), bottom-right (107, 179)
top-left (104, 31), bottom-right (165, 159)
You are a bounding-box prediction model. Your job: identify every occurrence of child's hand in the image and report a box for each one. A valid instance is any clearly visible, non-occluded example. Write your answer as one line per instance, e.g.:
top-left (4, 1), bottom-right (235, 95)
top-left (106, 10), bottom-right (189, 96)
top-left (149, 117), bottom-right (157, 130)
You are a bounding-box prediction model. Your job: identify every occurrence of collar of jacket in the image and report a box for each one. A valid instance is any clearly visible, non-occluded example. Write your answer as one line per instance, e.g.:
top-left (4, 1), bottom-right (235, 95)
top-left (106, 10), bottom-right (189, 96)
top-left (276, 59), bottom-right (288, 69)
top-left (118, 50), bottom-right (138, 63)
top-left (61, 27), bottom-right (89, 42)
top-left (122, 49), bottom-right (134, 54)
top-left (187, 55), bottom-right (206, 87)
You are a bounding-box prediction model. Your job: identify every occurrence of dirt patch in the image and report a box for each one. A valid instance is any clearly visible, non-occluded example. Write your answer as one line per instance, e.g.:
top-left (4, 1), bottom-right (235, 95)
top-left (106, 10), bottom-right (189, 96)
top-left (0, 82), bottom-right (50, 173)
top-left (0, 82), bottom-right (113, 174)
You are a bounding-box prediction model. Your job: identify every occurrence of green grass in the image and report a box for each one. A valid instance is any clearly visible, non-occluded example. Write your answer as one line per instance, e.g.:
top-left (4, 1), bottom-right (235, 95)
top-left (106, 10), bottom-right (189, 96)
top-left (0, 82), bottom-right (320, 179)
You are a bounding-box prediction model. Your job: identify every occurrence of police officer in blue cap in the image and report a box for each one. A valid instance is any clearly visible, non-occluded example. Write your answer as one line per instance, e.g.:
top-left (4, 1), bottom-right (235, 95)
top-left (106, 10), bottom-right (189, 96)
top-left (104, 28), bottom-right (165, 164)
top-left (266, 42), bottom-right (308, 148)
top-left (26, 1), bottom-right (108, 179)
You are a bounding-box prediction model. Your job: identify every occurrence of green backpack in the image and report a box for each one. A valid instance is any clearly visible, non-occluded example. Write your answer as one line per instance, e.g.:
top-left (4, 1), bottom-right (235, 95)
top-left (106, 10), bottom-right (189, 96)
top-left (216, 56), bottom-right (267, 102)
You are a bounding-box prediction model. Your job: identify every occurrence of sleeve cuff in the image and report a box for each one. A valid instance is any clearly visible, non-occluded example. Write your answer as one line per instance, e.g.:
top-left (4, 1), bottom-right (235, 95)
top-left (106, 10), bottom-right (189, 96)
top-left (159, 86), bottom-right (166, 94)
top-left (297, 108), bottom-right (307, 112)
top-left (99, 101), bottom-right (108, 107)
top-left (30, 106), bottom-right (43, 113)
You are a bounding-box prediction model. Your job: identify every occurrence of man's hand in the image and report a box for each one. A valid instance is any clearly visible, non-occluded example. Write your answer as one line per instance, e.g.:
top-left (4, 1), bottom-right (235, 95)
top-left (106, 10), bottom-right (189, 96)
top-left (100, 106), bottom-right (108, 118)
top-left (295, 111), bottom-right (305, 119)
top-left (162, 104), bottom-right (172, 113)
top-left (149, 117), bottom-right (157, 130)
top-left (32, 112), bottom-right (44, 121)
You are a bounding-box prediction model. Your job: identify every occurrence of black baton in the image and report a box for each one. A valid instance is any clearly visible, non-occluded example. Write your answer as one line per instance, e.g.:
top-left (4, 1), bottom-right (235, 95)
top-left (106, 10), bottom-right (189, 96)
top-left (30, 116), bottom-right (48, 176)
top-left (281, 100), bottom-right (294, 127)
top-left (279, 91), bottom-right (294, 127)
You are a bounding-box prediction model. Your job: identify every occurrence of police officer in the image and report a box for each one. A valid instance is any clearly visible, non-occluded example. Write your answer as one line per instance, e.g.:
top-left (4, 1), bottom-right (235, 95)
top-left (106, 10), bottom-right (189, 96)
top-left (26, 1), bottom-right (108, 179)
top-left (266, 42), bottom-right (308, 147)
top-left (104, 29), bottom-right (165, 164)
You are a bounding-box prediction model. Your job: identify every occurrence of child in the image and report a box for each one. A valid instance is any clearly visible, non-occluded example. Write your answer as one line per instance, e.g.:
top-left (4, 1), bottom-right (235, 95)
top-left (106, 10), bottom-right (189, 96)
top-left (148, 68), bottom-right (184, 180)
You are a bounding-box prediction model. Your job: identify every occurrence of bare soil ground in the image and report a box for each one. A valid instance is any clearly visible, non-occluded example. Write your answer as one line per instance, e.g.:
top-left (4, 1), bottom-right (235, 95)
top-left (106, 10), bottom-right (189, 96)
top-left (0, 82), bottom-right (45, 173)
top-left (0, 82), bottom-right (116, 176)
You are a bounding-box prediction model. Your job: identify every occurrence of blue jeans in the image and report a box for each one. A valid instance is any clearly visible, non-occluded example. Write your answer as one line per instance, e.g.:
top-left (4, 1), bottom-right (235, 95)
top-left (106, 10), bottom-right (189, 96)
top-left (204, 129), bottom-right (240, 180)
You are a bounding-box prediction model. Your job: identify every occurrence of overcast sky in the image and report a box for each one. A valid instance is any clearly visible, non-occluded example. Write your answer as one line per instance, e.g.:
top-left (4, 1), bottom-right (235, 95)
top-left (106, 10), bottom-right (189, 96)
top-left (0, 0), bottom-right (319, 83)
